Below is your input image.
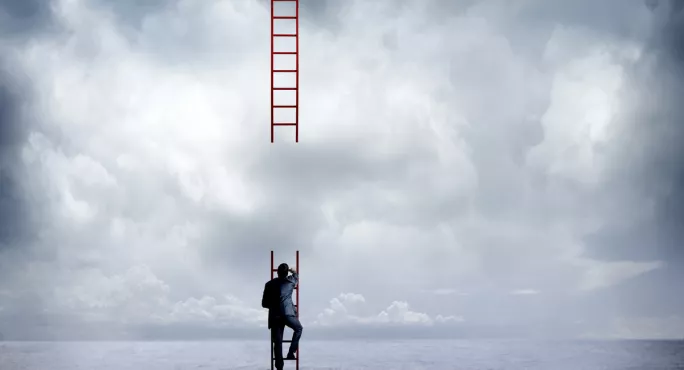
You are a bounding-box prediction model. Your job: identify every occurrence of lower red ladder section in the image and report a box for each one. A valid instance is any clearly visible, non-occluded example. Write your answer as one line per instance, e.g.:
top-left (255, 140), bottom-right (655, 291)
top-left (270, 250), bottom-right (300, 370)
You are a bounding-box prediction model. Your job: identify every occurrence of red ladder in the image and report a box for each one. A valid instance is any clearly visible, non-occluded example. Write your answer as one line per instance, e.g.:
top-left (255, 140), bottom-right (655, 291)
top-left (270, 250), bottom-right (300, 370)
top-left (271, 0), bottom-right (300, 143)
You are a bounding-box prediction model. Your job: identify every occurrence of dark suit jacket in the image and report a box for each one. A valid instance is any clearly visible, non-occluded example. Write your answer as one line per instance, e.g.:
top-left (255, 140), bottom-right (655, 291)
top-left (262, 272), bottom-right (298, 329)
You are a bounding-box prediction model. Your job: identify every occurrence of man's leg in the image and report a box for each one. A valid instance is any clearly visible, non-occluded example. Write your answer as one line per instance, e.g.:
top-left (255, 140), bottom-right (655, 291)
top-left (283, 315), bottom-right (303, 358)
top-left (271, 320), bottom-right (286, 370)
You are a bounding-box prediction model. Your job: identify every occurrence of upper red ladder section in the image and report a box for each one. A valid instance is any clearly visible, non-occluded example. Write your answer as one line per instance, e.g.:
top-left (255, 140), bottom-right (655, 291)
top-left (271, 0), bottom-right (299, 142)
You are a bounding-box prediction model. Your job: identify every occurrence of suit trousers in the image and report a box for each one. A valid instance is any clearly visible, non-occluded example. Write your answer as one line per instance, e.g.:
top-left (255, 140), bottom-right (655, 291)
top-left (271, 315), bottom-right (303, 369)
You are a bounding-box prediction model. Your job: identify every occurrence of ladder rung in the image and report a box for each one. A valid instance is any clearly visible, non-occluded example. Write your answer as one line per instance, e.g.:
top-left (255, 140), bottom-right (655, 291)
top-left (273, 16), bottom-right (297, 19)
top-left (273, 52), bottom-right (297, 55)
top-left (273, 358), bottom-right (297, 361)
top-left (273, 69), bottom-right (297, 73)
top-left (273, 105), bottom-right (297, 108)
top-left (273, 123), bottom-right (297, 126)
top-left (273, 0), bottom-right (297, 2)
top-left (273, 87), bottom-right (297, 90)
top-left (273, 34), bottom-right (297, 37)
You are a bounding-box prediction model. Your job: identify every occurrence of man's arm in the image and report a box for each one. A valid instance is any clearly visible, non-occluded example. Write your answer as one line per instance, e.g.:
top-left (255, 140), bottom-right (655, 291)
top-left (261, 283), bottom-right (270, 309)
top-left (287, 267), bottom-right (298, 286)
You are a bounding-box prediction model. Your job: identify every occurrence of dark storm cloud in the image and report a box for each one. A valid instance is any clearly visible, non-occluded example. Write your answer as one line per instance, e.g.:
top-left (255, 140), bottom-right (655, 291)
top-left (0, 0), bottom-right (49, 155)
top-left (0, 87), bottom-right (24, 249)
top-left (593, 0), bottom-right (684, 263)
top-left (636, 0), bottom-right (684, 308)
top-left (94, 0), bottom-right (175, 28)
top-left (279, 0), bottom-right (353, 28)
top-left (260, 0), bottom-right (415, 33)
top-left (0, 0), bottom-right (58, 252)
top-left (0, 61), bottom-right (32, 252)
top-left (298, 0), bottom-right (345, 19)
top-left (0, 69), bottom-right (22, 150)
top-left (518, 0), bottom-right (648, 37)
top-left (574, 0), bottom-right (684, 318)
top-left (0, 0), bottom-right (60, 278)
top-left (649, 2), bottom-right (684, 257)
top-left (0, 0), bottom-right (56, 36)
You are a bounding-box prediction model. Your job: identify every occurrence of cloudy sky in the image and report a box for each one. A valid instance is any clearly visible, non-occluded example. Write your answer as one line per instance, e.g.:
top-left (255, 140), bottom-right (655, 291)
top-left (0, 0), bottom-right (683, 340)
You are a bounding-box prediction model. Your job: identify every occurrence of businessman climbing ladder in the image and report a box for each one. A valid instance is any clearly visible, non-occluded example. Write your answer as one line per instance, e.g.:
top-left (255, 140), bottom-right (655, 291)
top-left (263, 250), bottom-right (301, 370)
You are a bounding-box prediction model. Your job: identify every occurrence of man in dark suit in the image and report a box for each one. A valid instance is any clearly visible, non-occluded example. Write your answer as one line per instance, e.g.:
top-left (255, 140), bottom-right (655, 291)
top-left (262, 263), bottom-right (303, 370)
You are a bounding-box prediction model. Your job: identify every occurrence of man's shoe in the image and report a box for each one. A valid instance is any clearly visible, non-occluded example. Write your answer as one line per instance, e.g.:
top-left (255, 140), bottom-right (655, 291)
top-left (286, 353), bottom-right (297, 360)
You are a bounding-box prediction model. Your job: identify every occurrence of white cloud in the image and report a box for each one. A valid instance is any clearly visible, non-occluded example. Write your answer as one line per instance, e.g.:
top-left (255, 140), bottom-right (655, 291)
top-left (431, 289), bottom-right (457, 295)
top-left (509, 289), bottom-right (540, 295)
top-left (168, 295), bottom-right (267, 327)
top-left (377, 301), bottom-right (433, 325)
top-left (314, 293), bottom-right (463, 327)
top-left (427, 288), bottom-right (470, 296)
top-left (49, 264), bottom-right (265, 327)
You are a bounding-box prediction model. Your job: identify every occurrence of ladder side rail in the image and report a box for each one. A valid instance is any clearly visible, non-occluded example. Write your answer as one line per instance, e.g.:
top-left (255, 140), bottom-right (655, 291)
top-left (270, 250), bottom-right (274, 370)
top-left (295, 0), bottom-right (299, 142)
top-left (295, 250), bottom-right (300, 369)
top-left (270, 1), bottom-right (275, 143)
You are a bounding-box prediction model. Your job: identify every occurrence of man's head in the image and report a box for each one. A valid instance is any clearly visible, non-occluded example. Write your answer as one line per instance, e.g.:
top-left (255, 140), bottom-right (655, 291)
top-left (277, 263), bottom-right (289, 278)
